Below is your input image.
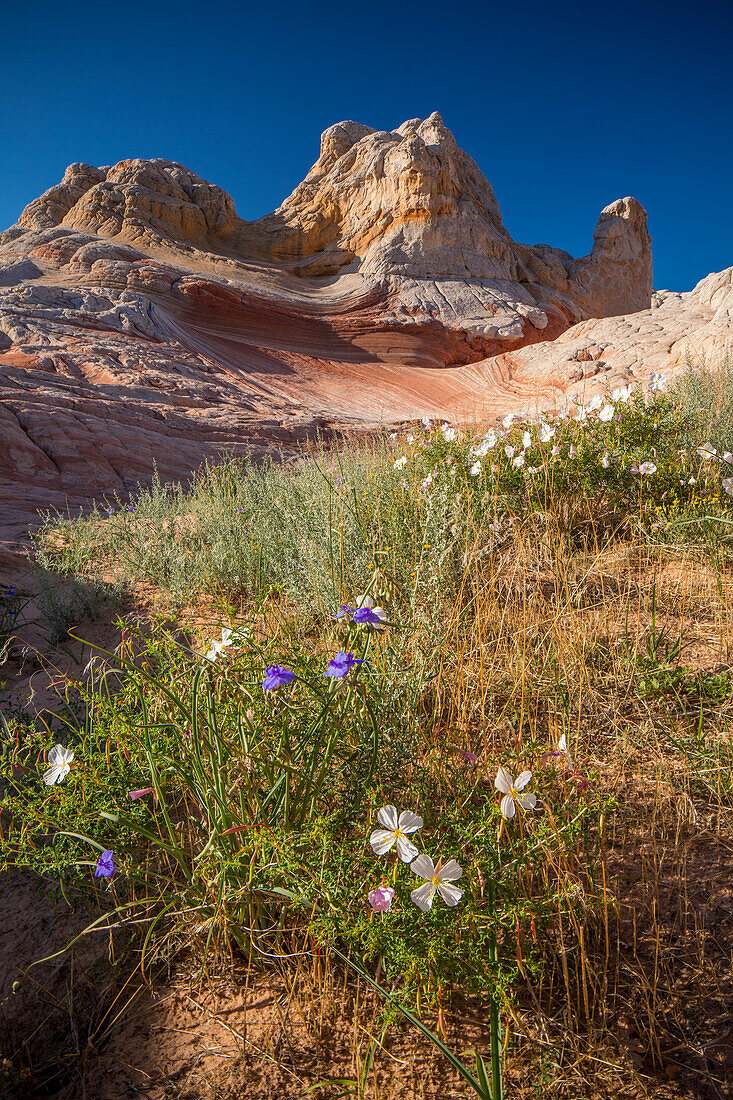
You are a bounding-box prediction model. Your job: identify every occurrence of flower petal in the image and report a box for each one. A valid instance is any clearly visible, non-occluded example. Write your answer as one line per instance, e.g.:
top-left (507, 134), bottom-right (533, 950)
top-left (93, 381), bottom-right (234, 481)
top-left (43, 764), bottom-right (62, 786)
top-left (410, 881), bottom-right (437, 912)
top-left (495, 767), bottom-right (513, 795)
top-left (395, 834), bottom-right (420, 862)
top-left (377, 805), bottom-right (398, 830)
top-left (514, 770), bottom-right (533, 791)
top-left (436, 859), bottom-right (463, 882)
top-left (398, 811), bottom-right (423, 834)
top-left (516, 791), bottom-right (537, 811)
top-left (437, 881), bottom-right (464, 907)
top-left (370, 829), bottom-right (396, 855)
top-left (410, 853), bottom-right (435, 880)
top-left (500, 793), bottom-right (516, 819)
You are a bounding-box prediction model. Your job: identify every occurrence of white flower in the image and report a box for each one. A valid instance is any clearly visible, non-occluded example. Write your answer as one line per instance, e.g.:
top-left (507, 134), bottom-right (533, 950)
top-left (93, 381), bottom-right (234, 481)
top-left (697, 445), bottom-right (717, 459)
top-left (512, 454), bottom-right (525, 469)
top-left (469, 461), bottom-right (482, 477)
top-left (410, 855), bottom-right (464, 911)
top-left (649, 372), bottom-right (667, 392)
top-left (551, 445), bottom-right (561, 458)
top-left (43, 744), bottom-right (74, 786)
top-left (601, 452), bottom-right (611, 469)
top-left (422, 417), bottom-right (433, 430)
top-left (723, 478), bottom-right (733, 497)
top-left (558, 734), bottom-right (574, 769)
top-left (599, 404), bottom-right (615, 422)
top-left (638, 461), bottom-right (657, 475)
top-left (568, 445), bottom-right (578, 459)
top-left (502, 413), bottom-right (515, 430)
top-left (389, 432), bottom-right (397, 440)
top-left (495, 766), bottom-right (537, 820)
top-left (470, 440), bottom-right (491, 458)
top-left (525, 465), bottom-right (539, 475)
top-left (370, 805), bottom-right (423, 862)
top-left (420, 473), bottom-right (434, 490)
top-left (481, 429), bottom-right (497, 449)
top-left (688, 477), bottom-right (696, 485)
top-left (394, 455), bottom-right (407, 469)
top-left (206, 625), bottom-right (248, 662)
top-left (504, 445), bottom-right (515, 459)
top-left (522, 431), bottom-right (532, 450)
top-left (586, 394), bottom-right (603, 412)
top-left (574, 406), bottom-right (587, 422)
top-left (538, 422), bottom-right (555, 443)
top-left (406, 433), bottom-right (415, 445)
top-left (441, 425), bottom-right (456, 442)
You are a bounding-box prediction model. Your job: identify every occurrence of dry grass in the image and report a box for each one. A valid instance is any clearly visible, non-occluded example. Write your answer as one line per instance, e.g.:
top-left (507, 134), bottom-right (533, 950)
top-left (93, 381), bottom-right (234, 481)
top-left (4, 472), bottom-right (733, 1098)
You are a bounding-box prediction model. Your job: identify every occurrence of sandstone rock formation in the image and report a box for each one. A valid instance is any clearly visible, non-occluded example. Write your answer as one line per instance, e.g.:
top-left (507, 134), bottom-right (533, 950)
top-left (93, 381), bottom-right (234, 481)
top-left (0, 111), bottom-right (726, 570)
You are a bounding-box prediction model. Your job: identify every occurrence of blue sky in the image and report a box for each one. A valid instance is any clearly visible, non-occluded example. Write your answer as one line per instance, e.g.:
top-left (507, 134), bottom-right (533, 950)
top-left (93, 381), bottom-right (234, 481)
top-left (1, 0), bottom-right (730, 290)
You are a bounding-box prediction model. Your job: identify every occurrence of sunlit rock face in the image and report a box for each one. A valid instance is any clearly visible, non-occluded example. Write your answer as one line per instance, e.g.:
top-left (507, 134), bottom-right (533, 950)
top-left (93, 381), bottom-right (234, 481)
top-left (3, 109), bottom-right (713, 562)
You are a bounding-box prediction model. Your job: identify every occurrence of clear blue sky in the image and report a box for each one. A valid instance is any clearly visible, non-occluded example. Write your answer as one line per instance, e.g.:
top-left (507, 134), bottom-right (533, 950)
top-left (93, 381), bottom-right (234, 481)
top-left (1, 0), bottom-right (730, 291)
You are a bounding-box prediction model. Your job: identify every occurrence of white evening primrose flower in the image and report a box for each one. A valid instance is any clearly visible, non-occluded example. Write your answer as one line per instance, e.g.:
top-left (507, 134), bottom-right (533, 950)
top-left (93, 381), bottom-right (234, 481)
top-left (551, 445), bottom-right (561, 458)
top-left (568, 445), bottom-right (578, 458)
top-left (410, 855), bottom-right (463, 911)
top-left (441, 424), bottom-right (456, 442)
top-left (649, 372), bottom-right (667, 392)
top-left (574, 406), bottom-right (587, 422)
top-left (723, 478), bottom-right (733, 496)
top-left (394, 455), bottom-right (408, 469)
top-left (406, 433), bottom-right (414, 445)
top-left (43, 745), bottom-right (74, 786)
top-left (469, 461), bottom-right (482, 477)
top-left (697, 445), bottom-right (717, 459)
top-left (504, 445), bottom-right (515, 459)
top-left (586, 394), bottom-right (603, 412)
top-left (420, 473), bottom-right (434, 490)
top-left (522, 430), bottom-right (532, 450)
top-left (422, 416), bottom-right (433, 430)
top-left (512, 454), bottom-right (525, 469)
top-left (538, 421), bottom-right (555, 443)
top-left (370, 805), bottom-right (423, 862)
top-left (639, 461), bottom-right (657, 475)
top-left (558, 733), bottom-right (574, 769)
top-left (502, 413), bottom-right (515, 430)
top-left (601, 452), bottom-right (611, 469)
top-left (470, 440), bottom-right (491, 458)
top-left (481, 428), bottom-right (497, 448)
top-left (525, 465), bottom-right (539, 475)
top-left (599, 404), bottom-right (615, 422)
top-left (389, 432), bottom-right (397, 440)
top-left (495, 766), bottom-right (537, 820)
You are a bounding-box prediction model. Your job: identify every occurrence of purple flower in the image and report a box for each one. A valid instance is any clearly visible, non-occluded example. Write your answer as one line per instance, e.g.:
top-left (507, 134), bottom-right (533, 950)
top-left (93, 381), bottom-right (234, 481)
top-left (262, 665), bottom-right (295, 691)
top-left (336, 476), bottom-right (343, 487)
top-left (107, 508), bottom-right (115, 516)
top-left (463, 751), bottom-right (478, 765)
top-left (94, 850), bottom-right (115, 878)
top-left (325, 651), bottom-right (364, 678)
top-left (352, 605), bottom-right (386, 627)
top-left (336, 604), bottom-right (354, 620)
top-left (368, 885), bottom-right (395, 913)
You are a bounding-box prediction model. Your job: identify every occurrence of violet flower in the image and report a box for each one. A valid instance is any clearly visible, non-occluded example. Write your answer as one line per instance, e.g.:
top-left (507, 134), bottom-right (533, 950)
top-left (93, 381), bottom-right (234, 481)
top-left (325, 651), bottom-right (364, 678)
top-left (94, 850), bottom-right (115, 878)
top-left (262, 665), bottom-right (295, 691)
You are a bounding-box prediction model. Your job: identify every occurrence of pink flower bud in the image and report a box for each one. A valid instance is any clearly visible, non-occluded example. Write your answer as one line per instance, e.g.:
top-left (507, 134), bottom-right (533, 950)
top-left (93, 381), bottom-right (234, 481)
top-left (368, 885), bottom-right (395, 913)
top-left (129, 787), bottom-right (154, 800)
